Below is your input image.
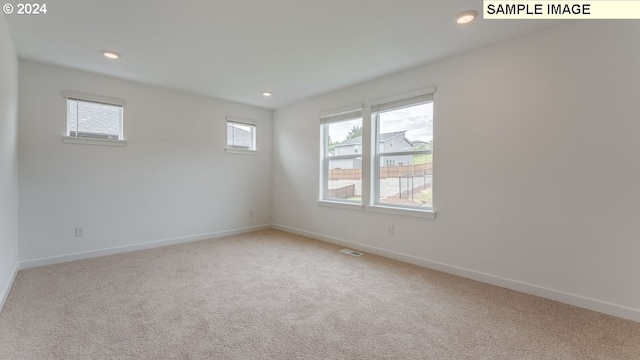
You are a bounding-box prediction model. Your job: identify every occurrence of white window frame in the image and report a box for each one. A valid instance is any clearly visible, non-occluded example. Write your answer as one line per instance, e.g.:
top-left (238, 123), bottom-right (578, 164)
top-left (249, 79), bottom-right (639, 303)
top-left (61, 90), bottom-right (126, 147)
top-left (318, 105), bottom-right (364, 209)
top-left (226, 116), bottom-right (257, 155)
top-left (370, 88), bottom-right (435, 218)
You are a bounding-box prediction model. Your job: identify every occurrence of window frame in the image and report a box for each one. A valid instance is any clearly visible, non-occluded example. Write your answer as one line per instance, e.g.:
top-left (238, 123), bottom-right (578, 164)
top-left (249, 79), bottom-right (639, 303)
top-left (61, 90), bottom-right (126, 147)
top-left (370, 89), bottom-right (435, 217)
top-left (226, 116), bottom-right (258, 155)
top-left (318, 105), bottom-right (364, 208)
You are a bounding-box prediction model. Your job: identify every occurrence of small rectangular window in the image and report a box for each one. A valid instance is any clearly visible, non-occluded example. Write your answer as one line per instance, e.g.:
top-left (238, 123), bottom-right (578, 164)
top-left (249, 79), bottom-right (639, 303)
top-left (65, 92), bottom-right (124, 141)
top-left (320, 107), bottom-right (363, 204)
top-left (226, 116), bottom-right (257, 153)
top-left (372, 93), bottom-right (433, 210)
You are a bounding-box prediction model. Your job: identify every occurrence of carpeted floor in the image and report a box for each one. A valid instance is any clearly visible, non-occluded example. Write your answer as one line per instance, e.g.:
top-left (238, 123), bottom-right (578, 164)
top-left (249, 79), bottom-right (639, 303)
top-left (0, 230), bottom-right (638, 359)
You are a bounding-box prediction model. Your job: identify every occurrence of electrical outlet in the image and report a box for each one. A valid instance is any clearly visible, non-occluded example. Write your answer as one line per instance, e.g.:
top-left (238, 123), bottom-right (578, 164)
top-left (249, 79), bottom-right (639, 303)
top-left (249, 210), bottom-right (254, 218)
top-left (388, 225), bottom-right (394, 236)
top-left (75, 226), bottom-right (84, 237)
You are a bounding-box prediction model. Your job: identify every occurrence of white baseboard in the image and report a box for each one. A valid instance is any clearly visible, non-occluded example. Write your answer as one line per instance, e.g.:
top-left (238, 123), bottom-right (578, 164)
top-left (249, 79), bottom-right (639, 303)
top-left (20, 224), bottom-right (272, 269)
top-left (271, 224), bottom-right (640, 323)
top-left (0, 263), bottom-right (19, 313)
top-left (13, 223), bottom-right (640, 323)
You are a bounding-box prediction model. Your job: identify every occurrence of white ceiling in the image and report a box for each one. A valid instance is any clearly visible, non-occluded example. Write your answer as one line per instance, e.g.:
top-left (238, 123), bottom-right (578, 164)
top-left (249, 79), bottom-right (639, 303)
top-left (5, 0), bottom-right (563, 109)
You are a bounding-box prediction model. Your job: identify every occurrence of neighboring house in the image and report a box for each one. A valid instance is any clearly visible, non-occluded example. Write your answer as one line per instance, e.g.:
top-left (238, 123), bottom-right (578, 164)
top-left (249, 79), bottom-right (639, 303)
top-left (331, 131), bottom-right (414, 169)
top-left (330, 157), bottom-right (363, 170)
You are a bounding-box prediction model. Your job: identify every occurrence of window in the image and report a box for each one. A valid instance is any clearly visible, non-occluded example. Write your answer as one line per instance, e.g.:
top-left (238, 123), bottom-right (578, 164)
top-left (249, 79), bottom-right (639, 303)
top-left (372, 92), bottom-right (433, 210)
top-left (63, 90), bottom-right (125, 144)
top-left (226, 116), bottom-right (257, 154)
top-left (318, 88), bottom-right (435, 217)
top-left (319, 107), bottom-right (363, 205)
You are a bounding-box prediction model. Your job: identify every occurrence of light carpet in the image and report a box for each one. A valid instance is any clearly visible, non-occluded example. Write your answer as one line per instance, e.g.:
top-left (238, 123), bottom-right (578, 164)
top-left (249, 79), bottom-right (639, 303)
top-left (0, 229), bottom-right (638, 359)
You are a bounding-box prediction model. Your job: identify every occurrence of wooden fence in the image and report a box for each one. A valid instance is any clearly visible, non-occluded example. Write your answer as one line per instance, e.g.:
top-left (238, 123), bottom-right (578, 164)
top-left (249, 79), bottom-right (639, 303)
top-left (329, 163), bottom-right (432, 181)
top-left (328, 184), bottom-right (356, 199)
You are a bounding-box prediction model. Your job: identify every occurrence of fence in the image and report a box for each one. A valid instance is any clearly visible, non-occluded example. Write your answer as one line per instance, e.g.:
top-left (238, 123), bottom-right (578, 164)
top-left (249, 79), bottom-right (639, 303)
top-left (329, 163), bottom-right (432, 181)
top-left (328, 184), bottom-right (356, 199)
top-left (395, 177), bottom-right (430, 202)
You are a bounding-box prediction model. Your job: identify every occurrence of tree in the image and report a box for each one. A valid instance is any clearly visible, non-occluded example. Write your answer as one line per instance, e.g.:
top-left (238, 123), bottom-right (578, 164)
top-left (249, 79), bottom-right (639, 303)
top-left (413, 140), bottom-right (433, 151)
top-left (425, 140), bottom-right (433, 150)
top-left (328, 136), bottom-right (339, 154)
top-left (346, 125), bottom-right (362, 140)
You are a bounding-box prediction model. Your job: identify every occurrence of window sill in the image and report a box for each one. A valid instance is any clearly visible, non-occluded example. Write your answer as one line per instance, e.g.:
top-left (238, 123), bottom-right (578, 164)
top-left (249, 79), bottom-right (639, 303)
top-left (318, 200), bottom-right (364, 211)
top-left (62, 136), bottom-right (127, 147)
top-left (366, 205), bottom-right (436, 219)
top-left (225, 147), bottom-right (257, 155)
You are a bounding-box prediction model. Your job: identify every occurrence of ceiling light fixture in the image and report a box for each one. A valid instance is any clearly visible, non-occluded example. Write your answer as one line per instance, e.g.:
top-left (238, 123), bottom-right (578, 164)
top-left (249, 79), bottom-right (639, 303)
top-left (102, 50), bottom-right (121, 59)
top-left (456, 10), bottom-right (478, 24)
top-left (262, 91), bottom-right (272, 97)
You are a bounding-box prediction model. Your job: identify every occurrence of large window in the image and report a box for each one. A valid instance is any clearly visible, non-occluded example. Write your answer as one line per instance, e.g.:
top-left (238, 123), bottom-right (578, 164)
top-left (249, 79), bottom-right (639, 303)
top-left (319, 89), bottom-right (434, 217)
top-left (64, 91), bottom-right (124, 141)
top-left (320, 107), bottom-right (363, 204)
top-left (226, 116), bottom-right (257, 154)
top-left (372, 92), bottom-right (433, 210)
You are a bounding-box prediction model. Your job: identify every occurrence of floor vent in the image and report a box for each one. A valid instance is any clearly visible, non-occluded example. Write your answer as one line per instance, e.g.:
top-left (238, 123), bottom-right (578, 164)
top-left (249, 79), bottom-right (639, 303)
top-left (340, 249), bottom-right (363, 257)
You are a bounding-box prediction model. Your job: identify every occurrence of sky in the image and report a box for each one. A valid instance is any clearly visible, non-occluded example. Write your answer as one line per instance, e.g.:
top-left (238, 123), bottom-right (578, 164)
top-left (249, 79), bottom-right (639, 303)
top-left (328, 103), bottom-right (433, 143)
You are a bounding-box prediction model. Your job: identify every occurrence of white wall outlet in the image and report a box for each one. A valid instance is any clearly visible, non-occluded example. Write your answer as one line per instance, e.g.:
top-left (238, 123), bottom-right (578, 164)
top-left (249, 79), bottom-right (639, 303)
top-left (75, 226), bottom-right (84, 237)
top-left (249, 210), bottom-right (254, 218)
top-left (388, 225), bottom-right (394, 236)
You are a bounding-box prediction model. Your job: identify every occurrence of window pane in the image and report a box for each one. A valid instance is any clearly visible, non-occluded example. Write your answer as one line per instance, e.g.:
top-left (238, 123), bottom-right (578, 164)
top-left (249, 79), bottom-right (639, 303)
top-left (328, 159), bottom-right (362, 201)
top-left (227, 122), bottom-right (256, 150)
top-left (67, 99), bottom-right (122, 140)
top-left (327, 118), bottom-right (362, 156)
top-left (378, 103), bottom-right (433, 154)
top-left (378, 154), bottom-right (432, 207)
top-left (321, 115), bottom-right (362, 204)
top-left (375, 100), bottom-right (433, 209)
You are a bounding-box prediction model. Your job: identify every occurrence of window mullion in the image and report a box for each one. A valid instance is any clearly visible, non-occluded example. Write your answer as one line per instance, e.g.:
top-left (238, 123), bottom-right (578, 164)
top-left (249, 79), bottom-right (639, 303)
top-left (373, 111), bottom-right (381, 206)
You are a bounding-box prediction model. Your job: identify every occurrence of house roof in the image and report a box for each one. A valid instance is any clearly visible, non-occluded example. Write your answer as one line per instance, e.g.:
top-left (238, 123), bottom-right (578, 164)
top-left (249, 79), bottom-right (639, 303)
top-left (335, 131), bottom-right (407, 147)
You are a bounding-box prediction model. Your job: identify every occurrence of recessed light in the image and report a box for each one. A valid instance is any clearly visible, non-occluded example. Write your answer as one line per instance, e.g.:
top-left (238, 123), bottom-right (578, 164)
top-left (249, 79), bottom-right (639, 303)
top-left (102, 50), bottom-right (121, 59)
top-left (262, 91), bottom-right (272, 97)
top-left (456, 10), bottom-right (478, 24)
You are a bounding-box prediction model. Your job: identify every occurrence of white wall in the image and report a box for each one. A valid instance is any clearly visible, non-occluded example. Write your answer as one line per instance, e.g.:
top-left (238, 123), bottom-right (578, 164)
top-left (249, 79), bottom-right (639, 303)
top-left (0, 14), bottom-right (19, 309)
top-left (19, 61), bottom-right (273, 263)
top-left (273, 21), bottom-right (640, 321)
